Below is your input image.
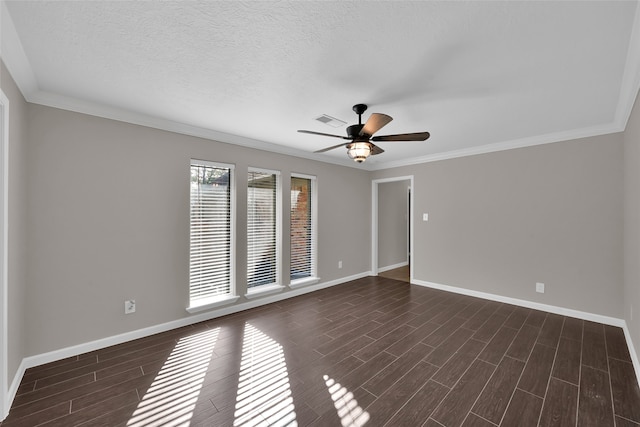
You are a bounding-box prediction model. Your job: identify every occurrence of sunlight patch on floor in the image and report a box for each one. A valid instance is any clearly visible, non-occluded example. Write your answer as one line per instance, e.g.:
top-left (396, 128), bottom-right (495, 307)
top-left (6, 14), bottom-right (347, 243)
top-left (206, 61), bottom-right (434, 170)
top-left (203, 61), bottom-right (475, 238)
top-left (126, 327), bottom-right (219, 427)
top-left (234, 323), bottom-right (297, 426)
top-left (323, 375), bottom-right (369, 427)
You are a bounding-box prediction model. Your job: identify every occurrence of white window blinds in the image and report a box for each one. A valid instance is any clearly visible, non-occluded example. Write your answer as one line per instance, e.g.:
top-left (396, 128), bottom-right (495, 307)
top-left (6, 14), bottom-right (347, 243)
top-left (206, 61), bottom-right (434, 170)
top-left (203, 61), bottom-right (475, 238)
top-left (190, 161), bottom-right (234, 304)
top-left (290, 175), bottom-right (315, 281)
top-left (247, 169), bottom-right (279, 289)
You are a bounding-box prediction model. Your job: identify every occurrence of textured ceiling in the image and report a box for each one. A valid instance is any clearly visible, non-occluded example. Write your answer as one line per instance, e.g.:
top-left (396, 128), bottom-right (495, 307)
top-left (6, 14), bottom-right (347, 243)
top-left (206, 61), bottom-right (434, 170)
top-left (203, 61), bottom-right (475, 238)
top-left (2, 1), bottom-right (640, 169)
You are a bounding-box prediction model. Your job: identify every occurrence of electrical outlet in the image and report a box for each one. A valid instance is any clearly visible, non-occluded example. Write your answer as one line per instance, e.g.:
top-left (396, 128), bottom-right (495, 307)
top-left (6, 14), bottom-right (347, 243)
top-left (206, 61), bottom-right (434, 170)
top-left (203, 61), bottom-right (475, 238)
top-left (338, 261), bottom-right (342, 269)
top-left (125, 300), bottom-right (136, 314)
top-left (536, 282), bottom-right (545, 294)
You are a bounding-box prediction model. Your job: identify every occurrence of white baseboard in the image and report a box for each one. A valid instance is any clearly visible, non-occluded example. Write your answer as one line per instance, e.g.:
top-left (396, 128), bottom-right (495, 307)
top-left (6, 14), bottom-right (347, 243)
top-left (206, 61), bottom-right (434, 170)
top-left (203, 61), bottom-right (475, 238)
top-left (378, 261), bottom-right (408, 273)
top-left (622, 324), bottom-right (640, 387)
top-left (412, 278), bottom-right (640, 391)
top-left (5, 357), bottom-right (26, 419)
top-left (6, 271), bottom-right (371, 415)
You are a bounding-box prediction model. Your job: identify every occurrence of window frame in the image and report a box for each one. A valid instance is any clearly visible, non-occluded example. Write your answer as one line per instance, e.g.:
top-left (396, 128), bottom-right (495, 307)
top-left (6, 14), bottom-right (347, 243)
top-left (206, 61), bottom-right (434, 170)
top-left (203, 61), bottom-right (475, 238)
top-left (245, 167), bottom-right (283, 298)
top-left (289, 173), bottom-right (319, 288)
top-left (187, 159), bottom-right (239, 313)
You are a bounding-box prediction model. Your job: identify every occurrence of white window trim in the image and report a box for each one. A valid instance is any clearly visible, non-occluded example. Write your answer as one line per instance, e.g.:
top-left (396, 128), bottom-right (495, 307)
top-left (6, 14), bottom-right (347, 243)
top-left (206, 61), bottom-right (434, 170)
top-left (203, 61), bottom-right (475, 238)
top-left (245, 167), bottom-right (282, 295)
top-left (245, 284), bottom-right (285, 299)
top-left (289, 277), bottom-right (320, 289)
top-left (290, 173), bottom-right (319, 287)
top-left (187, 159), bottom-right (237, 312)
top-left (186, 294), bottom-right (241, 314)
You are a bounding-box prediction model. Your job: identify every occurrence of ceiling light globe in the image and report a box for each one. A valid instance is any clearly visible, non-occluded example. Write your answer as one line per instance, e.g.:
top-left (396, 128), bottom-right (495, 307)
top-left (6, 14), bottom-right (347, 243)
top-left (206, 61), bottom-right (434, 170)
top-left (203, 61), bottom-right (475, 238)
top-left (347, 142), bottom-right (371, 163)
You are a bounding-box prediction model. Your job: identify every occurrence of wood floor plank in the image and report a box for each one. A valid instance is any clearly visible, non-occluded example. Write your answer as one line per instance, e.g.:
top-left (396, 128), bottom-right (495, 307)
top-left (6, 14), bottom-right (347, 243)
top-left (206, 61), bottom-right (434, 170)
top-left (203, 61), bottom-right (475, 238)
top-left (471, 356), bottom-right (525, 424)
top-left (472, 313), bottom-right (508, 343)
top-left (314, 320), bottom-right (380, 356)
top-left (615, 416), bottom-right (640, 427)
top-left (44, 389), bottom-right (140, 427)
top-left (338, 351), bottom-right (397, 393)
top-left (430, 359), bottom-right (496, 427)
top-left (366, 310), bottom-right (419, 340)
top-left (605, 325), bottom-right (632, 362)
top-left (21, 356), bottom-right (97, 386)
top-left (537, 314), bottom-right (563, 348)
top-left (561, 316), bottom-right (584, 341)
top-left (423, 316), bottom-right (468, 347)
top-left (384, 380), bottom-right (449, 427)
top-left (11, 373), bottom-right (96, 408)
top-left (462, 303), bottom-right (500, 331)
top-left (505, 324), bottom-right (540, 361)
top-left (354, 323), bottom-right (415, 361)
top-left (503, 307), bottom-right (531, 330)
top-left (524, 310), bottom-right (547, 328)
top-left (539, 377), bottom-right (578, 427)
top-left (431, 339), bottom-right (487, 389)
top-left (517, 343), bottom-right (556, 398)
top-left (2, 401), bottom-right (70, 427)
top-left (500, 388), bottom-right (543, 427)
top-left (366, 361), bottom-right (438, 425)
top-left (322, 334), bottom-right (375, 365)
top-left (386, 322), bottom-right (439, 357)
top-left (6, 366), bottom-right (143, 421)
top-left (362, 343), bottom-right (432, 397)
top-left (462, 413), bottom-right (497, 427)
top-left (578, 365), bottom-right (615, 427)
top-left (608, 358), bottom-right (640, 423)
top-left (424, 327), bottom-right (475, 367)
top-left (552, 337), bottom-right (581, 385)
top-left (477, 326), bottom-right (518, 366)
top-left (582, 325), bottom-right (608, 372)
top-left (494, 302), bottom-right (516, 318)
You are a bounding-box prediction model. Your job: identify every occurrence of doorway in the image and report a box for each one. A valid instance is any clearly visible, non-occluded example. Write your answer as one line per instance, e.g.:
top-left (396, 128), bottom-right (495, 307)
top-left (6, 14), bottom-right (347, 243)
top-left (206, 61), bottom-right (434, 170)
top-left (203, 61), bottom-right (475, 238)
top-left (371, 176), bottom-right (413, 283)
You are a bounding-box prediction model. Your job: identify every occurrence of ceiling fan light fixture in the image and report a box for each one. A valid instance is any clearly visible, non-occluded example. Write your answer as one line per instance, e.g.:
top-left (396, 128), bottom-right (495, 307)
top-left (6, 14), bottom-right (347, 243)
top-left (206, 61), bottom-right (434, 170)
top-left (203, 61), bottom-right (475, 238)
top-left (300, 103), bottom-right (430, 162)
top-left (347, 142), bottom-right (371, 163)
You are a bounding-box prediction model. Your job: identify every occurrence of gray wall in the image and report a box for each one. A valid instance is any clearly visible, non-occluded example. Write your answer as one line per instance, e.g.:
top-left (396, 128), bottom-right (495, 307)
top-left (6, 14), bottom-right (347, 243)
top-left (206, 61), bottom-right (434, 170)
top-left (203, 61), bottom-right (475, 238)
top-left (24, 104), bottom-right (371, 356)
top-left (624, 89), bottom-right (640, 361)
top-left (0, 61), bottom-right (29, 390)
top-left (372, 134), bottom-right (624, 318)
top-left (4, 57), bottom-right (638, 370)
top-left (378, 180), bottom-right (409, 269)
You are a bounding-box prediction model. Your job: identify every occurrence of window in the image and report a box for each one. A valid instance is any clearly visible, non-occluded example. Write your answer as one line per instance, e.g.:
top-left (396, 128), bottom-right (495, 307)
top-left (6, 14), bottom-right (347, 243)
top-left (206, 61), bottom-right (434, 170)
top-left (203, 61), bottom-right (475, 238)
top-left (247, 168), bottom-right (280, 290)
top-left (189, 160), bottom-right (236, 310)
top-left (290, 174), bottom-right (317, 284)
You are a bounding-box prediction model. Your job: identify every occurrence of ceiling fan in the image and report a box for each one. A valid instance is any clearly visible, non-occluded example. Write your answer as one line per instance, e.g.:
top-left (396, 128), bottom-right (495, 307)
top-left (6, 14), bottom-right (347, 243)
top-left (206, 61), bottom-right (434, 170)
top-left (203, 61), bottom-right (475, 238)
top-left (298, 104), bottom-right (430, 163)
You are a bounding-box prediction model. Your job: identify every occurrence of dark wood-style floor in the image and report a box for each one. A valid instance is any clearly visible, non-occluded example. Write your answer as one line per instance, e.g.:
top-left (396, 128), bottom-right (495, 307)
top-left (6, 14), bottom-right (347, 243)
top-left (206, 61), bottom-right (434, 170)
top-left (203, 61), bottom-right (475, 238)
top-left (3, 276), bottom-right (640, 426)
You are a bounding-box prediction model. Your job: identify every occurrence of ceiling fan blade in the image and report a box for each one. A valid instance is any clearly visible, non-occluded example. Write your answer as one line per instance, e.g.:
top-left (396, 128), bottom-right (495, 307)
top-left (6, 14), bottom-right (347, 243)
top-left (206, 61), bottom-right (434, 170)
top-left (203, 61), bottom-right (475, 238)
top-left (371, 132), bottom-right (430, 142)
top-left (360, 113), bottom-right (393, 137)
top-left (298, 130), bottom-right (350, 139)
top-left (314, 142), bottom-right (350, 153)
top-left (370, 144), bottom-right (385, 155)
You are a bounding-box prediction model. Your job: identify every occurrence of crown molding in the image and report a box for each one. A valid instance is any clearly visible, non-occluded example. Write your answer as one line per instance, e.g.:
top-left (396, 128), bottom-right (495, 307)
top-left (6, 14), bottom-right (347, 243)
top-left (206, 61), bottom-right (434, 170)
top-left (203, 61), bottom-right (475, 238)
top-left (367, 122), bottom-right (624, 171)
top-left (28, 90), bottom-right (361, 169)
top-left (614, 0), bottom-right (640, 130)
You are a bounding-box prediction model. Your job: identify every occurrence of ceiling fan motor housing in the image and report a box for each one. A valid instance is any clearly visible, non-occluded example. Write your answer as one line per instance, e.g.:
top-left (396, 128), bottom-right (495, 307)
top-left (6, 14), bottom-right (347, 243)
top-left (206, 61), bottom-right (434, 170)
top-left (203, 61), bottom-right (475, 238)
top-left (346, 124), bottom-right (367, 139)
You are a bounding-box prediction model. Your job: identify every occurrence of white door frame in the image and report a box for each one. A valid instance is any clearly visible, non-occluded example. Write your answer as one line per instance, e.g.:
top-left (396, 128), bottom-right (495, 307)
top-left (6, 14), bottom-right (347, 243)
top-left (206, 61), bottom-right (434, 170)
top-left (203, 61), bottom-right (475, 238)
top-left (0, 90), bottom-right (9, 419)
top-left (371, 175), bottom-right (414, 281)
